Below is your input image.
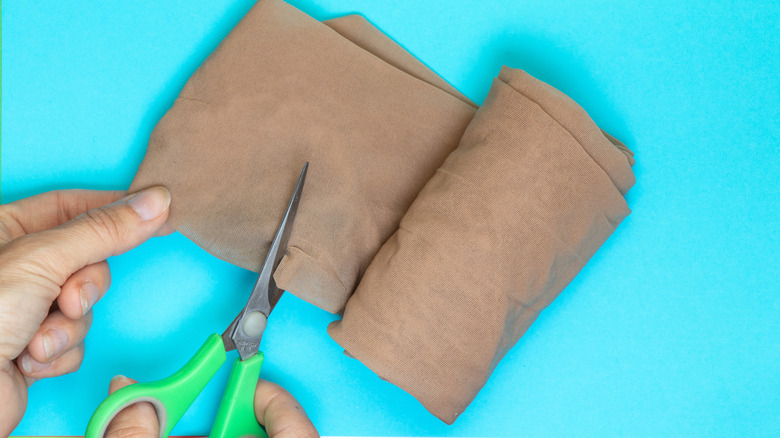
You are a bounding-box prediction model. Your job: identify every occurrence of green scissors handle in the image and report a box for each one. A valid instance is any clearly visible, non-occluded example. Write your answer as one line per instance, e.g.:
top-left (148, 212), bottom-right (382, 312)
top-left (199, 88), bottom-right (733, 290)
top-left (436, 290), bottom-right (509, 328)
top-left (86, 163), bottom-right (308, 438)
top-left (85, 334), bottom-right (266, 438)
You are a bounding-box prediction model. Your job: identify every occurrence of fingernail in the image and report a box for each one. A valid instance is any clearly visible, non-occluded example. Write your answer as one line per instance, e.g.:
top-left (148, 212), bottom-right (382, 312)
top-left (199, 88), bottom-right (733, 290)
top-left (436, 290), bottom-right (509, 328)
top-left (127, 187), bottom-right (171, 221)
top-left (80, 281), bottom-right (100, 315)
top-left (42, 328), bottom-right (69, 360)
top-left (20, 354), bottom-right (50, 374)
top-left (111, 374), bottom-right (128, 383)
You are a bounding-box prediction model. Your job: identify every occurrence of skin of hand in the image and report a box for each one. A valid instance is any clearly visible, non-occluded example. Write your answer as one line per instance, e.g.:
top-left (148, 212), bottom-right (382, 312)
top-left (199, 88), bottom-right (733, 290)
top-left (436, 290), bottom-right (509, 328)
top-left (0, 187), bottom-right (171, 436)
top-left (105, 376), bottom-right (319, 438)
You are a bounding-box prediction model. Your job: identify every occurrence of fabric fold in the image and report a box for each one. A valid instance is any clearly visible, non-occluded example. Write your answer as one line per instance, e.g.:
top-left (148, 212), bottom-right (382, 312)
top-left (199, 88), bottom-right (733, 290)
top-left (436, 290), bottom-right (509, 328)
top-left (328, 67), bottom-right (635, 423)
top-left (129, 0), bottom-right (636, 424)
top-left (129, 0), bottom-right (476, 313)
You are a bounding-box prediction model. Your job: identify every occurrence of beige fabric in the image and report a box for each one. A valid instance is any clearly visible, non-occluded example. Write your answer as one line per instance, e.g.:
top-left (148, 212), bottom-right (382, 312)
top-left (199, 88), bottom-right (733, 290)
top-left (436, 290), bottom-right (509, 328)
top-left (328, 67), bottom-right (635, 424)
top-left (130, 0), bottom-right (636, 424)
top-left (129, 0), bottom-right (477, 313)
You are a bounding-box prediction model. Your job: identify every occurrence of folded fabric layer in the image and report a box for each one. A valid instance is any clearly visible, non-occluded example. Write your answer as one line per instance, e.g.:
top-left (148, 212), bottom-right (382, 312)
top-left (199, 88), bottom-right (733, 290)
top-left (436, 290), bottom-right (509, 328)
top-left (130, 0), bottom-right (476, 313)
top-left (131, 0), bottom-right (637, 424)
top-left (328, 67), bottom-right (635, 423)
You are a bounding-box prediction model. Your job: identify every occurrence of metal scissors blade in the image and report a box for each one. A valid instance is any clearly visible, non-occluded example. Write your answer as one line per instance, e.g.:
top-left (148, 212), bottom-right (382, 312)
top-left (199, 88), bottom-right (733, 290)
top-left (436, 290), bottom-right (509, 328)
top-left (222, 162), bottom-right (308, 360)
top-left (86, 165), bottom-right (310, 438)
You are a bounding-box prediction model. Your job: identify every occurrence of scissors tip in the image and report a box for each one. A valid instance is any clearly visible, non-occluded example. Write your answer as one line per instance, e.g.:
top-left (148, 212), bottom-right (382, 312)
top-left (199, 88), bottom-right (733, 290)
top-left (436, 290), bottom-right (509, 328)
top-left (227, 163), bottom-right (309, 358)
top-left (298, 162), bottom-right (309, 184)
top-left (289, 162), bottom-right (308, 208)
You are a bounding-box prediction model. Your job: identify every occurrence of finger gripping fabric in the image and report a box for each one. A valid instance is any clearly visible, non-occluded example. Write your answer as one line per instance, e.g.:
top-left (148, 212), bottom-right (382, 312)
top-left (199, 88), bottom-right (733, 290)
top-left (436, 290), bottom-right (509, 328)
top-left (328, 67), bottom-right (636, 424)
top-left (129, 0), bottom-right (476, 313)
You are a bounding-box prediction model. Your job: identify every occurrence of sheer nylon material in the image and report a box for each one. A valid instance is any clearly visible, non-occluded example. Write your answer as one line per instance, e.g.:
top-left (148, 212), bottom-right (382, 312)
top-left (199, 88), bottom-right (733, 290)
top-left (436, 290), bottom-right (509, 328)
top-left (130, 0), bottom-right (635, 424)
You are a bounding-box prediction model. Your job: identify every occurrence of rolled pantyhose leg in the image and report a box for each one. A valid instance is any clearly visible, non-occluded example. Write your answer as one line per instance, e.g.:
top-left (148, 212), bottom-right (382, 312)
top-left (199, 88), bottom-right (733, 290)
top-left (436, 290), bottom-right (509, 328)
top-left (329, 67), bottom-right (636, 424)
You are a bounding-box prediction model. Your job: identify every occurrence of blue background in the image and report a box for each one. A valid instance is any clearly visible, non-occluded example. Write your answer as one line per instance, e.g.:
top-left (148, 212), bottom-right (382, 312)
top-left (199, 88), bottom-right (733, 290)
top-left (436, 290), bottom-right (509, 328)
top-left (2, 0), bottom-right (779, 436)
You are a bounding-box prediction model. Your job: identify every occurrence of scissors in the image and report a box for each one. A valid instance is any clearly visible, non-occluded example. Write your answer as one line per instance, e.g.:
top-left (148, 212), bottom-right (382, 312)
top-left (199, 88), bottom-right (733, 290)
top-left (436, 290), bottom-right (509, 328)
top-left (85, 162), bottom-right (309, 438)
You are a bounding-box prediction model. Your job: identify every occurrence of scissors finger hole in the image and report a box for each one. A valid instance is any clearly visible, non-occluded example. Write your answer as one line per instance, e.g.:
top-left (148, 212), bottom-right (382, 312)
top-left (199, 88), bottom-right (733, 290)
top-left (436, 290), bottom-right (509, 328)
top-left (100, 396), bottom-right (166, 438)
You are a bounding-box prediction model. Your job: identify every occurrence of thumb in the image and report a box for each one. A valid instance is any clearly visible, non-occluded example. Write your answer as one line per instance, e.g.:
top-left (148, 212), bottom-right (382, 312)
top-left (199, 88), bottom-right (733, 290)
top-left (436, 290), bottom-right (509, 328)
top-left (105, 376), bottom-right (160, 438)
top-left (4, 186), bottom-right (170, 285)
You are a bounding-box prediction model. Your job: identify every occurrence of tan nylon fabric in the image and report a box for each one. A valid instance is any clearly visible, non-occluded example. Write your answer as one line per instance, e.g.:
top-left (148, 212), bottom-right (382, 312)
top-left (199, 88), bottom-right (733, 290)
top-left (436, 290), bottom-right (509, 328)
top-left (328, 67), bottom-right (635, 423)
top-left (129, 0), bottom-right (477, 313)
top-left (130, 0), bottom-right (635, 424)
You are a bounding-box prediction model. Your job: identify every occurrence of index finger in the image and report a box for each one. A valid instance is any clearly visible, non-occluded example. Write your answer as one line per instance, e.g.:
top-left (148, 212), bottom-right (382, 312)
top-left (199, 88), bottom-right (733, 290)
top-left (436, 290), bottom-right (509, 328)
top-left (0, 190), bottom-right (126, 240)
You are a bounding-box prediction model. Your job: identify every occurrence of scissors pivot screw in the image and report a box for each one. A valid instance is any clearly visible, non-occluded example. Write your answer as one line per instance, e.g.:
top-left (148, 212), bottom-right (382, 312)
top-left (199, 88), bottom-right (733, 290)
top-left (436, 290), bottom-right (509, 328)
top-left (85, 163), bottom-right (309, 438)
top-left (242, 311), bottom-right (268, 339)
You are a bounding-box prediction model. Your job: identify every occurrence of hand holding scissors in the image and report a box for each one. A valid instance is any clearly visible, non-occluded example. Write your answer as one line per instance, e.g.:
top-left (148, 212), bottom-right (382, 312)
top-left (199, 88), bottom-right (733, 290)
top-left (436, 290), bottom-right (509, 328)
top-left (102, 376), bottom-right (317, 438)
top-left (86, 163), bottom-right (309, 438)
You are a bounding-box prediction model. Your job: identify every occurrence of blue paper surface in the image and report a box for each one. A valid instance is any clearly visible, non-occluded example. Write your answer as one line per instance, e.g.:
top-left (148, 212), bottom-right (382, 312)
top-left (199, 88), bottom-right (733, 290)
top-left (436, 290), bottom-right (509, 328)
top-left (2, 0), bottom-right (779, 436)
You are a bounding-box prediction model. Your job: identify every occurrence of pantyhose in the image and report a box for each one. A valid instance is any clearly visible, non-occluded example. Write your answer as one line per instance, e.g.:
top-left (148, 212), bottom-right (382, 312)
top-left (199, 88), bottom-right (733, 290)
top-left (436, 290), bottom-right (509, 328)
top-left (130, 0), bottom-right (635, 424)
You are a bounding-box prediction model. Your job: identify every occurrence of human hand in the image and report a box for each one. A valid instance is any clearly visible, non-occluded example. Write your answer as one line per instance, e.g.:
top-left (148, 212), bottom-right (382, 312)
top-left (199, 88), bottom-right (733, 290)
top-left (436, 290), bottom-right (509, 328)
top-left (0, 187), bottom-right (171, 435)
top-left (105, 376), bottom-right (319, 438)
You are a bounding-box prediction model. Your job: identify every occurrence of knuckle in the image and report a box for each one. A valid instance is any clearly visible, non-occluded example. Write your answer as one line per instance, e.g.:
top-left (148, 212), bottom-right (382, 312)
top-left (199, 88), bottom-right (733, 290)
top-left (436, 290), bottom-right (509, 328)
top-left (59, 190), bottom-right (93, 223)
top-left (79, 207), bottom-right (128, 244)
top-left (0, 203), bottom-right (23, 240)
top-left (53, 190), bottom-right (71, 225)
